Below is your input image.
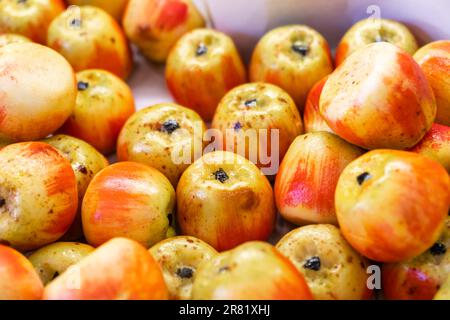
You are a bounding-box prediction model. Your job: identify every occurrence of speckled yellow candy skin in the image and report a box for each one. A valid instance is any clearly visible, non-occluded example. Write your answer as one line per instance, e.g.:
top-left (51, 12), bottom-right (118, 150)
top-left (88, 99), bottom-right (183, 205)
top-left (276, 224), bottom-right (371, 300)
top-left (0, 34), bottom-right (31, 48)
top-left (335, 18), bottom-right (418, 66)
top-left (212, 82), bottom-right (303, 170)
top-left (29, 242), bottom-right (94, 285)
top-left (0, 0), bottom-right (65, 44)
top-left (43, 135), bottom-right (109, 240)
top-left (335, 150), bottom-right (449, 263)
top-left (150, 236), bottom-right (218, 300)
top-left (191, 241), bottom-right (313, 300)
top-left (176, 151), bottom-right (276, 252)
top-left (59, 69), bottom-right (135, 155)
top-left (117, 103), bottom-right (206, 187)
top-left (250, 25), bottom-right (334, 110)
top-left (123, 0), bottom-right (205, 62)
top-left (0, 142), bottom-right (78, 252)
top-left (47, 6), bottom-right (132, 79)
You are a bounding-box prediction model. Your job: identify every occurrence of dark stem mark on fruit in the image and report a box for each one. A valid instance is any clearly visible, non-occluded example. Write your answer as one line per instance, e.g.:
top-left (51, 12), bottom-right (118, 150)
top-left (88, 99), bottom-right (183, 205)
top-left (51, 271), bottom-right (60, 280)
top-left (374, 35), bottom-right (389, 43)
top-left (77, 81), bottom-right (89, 91)
top-left (0, 239), bottom-right (11, 246)
top-left (430, 242), bottom-right (447, 256)
top-left (244, 99), bottom-right (257, 108)
top-left (219, 266), bottom-right (230, 273)
top-left (70, 19), bottom-right (82, 28)
top-left (357, 172), bottom-right (372, 185)
top-left (17, 0), bottom-right (27, 4)
top-left (196, 43), bottom-right (208, 56)
top-left (233, 122), bottom-right (242, 131)
top-left (303, 256), bottom-right (321, 271)
top-left (292, 42), bottom-right (309, 56)
top-left (213, 168), bottom-right (229, 183)
top-left (160, 120), bottom-right (180, 134)
top-left (167, 213), bottom-right (173, 226)
top-left (176, 267), bottom-right (194, 279)
top-left (0, 198), bottom-right (5, 207)
top-left (77, 164), bottom-right (88, 174)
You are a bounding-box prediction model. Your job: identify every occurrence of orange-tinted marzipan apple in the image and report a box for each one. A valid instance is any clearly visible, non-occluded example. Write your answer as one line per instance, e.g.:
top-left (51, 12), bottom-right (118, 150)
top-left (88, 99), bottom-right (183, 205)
top-left (149, 236), bottom-right (218, 300)
top-left (383, 217), bottom-right (450, 300)
top-left (123, 0), bottom-right (205, 62)
top-left (43, 237), bottom-right (169, 300)
top-left (0, 33), bottom-right (30, 48)
top-left (191, 241), bottom-right (313, 300)
top-left (276, 224), bottom-right (371, 300)
top-left (250, 25), bottom-right (333, 111)
top-left (320, 42), bottom-right (436, 150)
top-left (0, 244), bottom-right (44, 300)
top-left (0, 0), bottom-right (65, 44)
top-left (303, 76), bottom-right (333, 133)
top-left (212, 82), bottom-right (303, 171)
top-left (47, 6), bottom-right (132, 79)
top-left (68, 0), bottom-right (129, 20)
top-left (0, 43), bottom-right (76, 142)
top-left (409, 123), bottom-right (450, 173)
top-left (166, 28), bottom-right (247, 121)
top-left (117, 103), bottom-right (206, 187)
top-left (414, 41), bottom-right (450, 126)
top-left (0, 142), bottom-right (78, 251)
top-left (82, 162), bottom-right (176, 248)
top-left (335, 18), bottom-right (418, 66)
top-left (275, 132), bottom-right (363, 225)
top-left (43, 134), bottom-right (109, 241)
top-left (59, 69), bottom-right (135, 155)
top-left (336, 150), bottom-right (449, 263)
top-left (177, 151), bottom-right (276, 251)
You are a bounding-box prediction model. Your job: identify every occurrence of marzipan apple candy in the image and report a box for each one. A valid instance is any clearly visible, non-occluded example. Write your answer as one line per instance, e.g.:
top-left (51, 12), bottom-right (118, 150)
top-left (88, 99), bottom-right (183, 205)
top-left (43, 238), bottom-right (169, 300)
top-left (320, 42), bottom-right (436, 150)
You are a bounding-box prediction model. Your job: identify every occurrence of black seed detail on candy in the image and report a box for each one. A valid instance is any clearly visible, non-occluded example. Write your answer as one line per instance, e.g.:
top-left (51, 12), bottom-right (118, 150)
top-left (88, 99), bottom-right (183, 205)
top-left (70, 19), bottom-right (82, 27)
top-left (213, 168), bottom-right (229, 183)
top-left (160, 120), bottom-right (180, 134)
top-left (233, 122), bottom-right (242, 131)
top-left (219, 266), bottom-right (230, 273)
top-left (304, 256), bottom-right (321, 271)
top-left (77, 81), bottom-right (89, 91)
top-left (77, 165), bottom-right (88, 174)
top-left (357, 172), bottom-right (371, 185)
top-left (176, 267), bottom-right (194, 279)
top-left (244, 99), bottom-right (257, 107)
top-left (196, 43), bottom-right (208, 56)
top-left (292, 42), bottom-right (309, 56)
top-left (430, 243), bottom-right (447, 256)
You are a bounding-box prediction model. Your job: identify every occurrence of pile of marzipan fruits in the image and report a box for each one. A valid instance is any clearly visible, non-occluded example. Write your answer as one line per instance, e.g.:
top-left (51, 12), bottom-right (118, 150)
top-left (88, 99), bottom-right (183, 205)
top-left (0, 0), bottom-right (449, 301)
